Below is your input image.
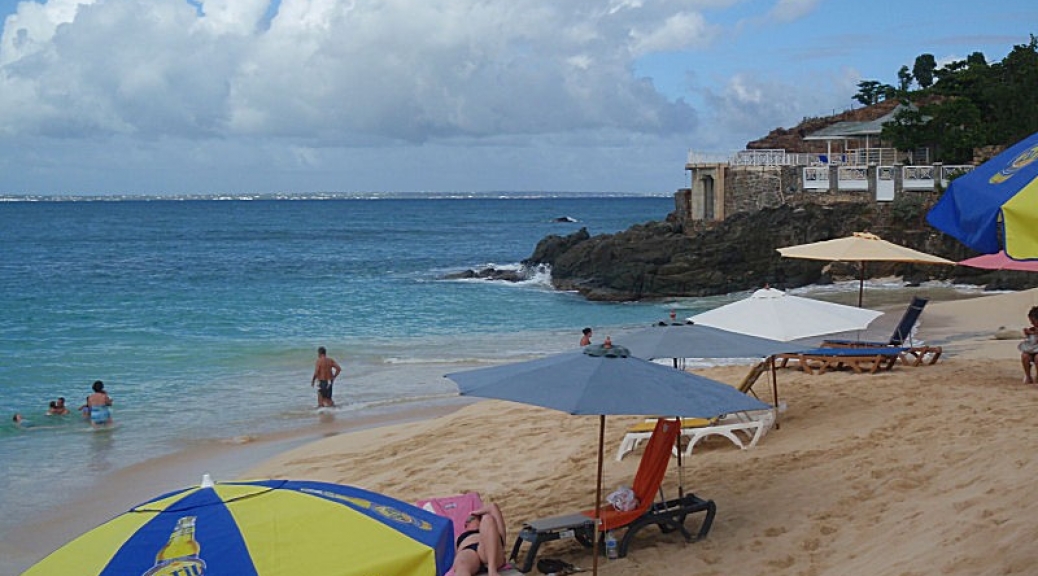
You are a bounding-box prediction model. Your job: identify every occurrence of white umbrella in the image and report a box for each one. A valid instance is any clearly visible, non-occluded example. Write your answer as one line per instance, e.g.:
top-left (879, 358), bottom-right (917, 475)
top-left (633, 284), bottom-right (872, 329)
top-left (688, 287), bottom-right (883, 342)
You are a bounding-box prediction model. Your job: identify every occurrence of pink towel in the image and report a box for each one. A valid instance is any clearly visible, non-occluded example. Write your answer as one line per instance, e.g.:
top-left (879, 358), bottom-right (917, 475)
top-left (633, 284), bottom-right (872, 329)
top-left (416, 492), bottom-right (484, 541)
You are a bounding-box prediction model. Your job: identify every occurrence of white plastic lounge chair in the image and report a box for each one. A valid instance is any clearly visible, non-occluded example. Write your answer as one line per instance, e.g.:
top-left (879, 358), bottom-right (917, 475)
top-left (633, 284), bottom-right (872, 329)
top-left (616, 410), bottom-right (774, 461)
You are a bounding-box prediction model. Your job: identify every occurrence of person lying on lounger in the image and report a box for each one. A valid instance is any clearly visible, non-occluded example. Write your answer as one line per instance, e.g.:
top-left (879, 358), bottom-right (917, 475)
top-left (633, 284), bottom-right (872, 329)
top-left (454, 502), bottom-right (507, 576)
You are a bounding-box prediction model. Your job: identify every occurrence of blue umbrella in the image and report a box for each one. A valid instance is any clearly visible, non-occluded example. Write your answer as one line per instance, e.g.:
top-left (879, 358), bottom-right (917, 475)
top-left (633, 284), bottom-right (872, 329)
top-left (618, 322), bottom-right (795, 418)
top-left (445, 343), bottom-right (770, 575)
top-left (927, 131), bottom-right (1038, 259)
top-left (446, 345), bottom-right (771, 417)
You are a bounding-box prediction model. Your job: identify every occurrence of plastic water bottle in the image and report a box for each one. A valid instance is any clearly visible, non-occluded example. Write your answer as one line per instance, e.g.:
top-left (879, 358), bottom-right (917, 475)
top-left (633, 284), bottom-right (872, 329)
top-left (605, 530), bottom-right (618, 560)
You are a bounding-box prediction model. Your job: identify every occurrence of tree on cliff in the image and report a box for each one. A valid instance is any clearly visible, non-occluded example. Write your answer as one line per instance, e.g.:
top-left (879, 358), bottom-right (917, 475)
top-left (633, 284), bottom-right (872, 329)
top-left (883, 35), bottom-right (1038, 163)
top-left (912, 53), bottom-right (937, 88)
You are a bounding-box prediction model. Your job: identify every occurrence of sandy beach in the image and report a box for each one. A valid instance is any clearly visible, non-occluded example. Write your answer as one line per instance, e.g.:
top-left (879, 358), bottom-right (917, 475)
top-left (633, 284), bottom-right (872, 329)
top-left (13, 288), bottom-right (1038, 575)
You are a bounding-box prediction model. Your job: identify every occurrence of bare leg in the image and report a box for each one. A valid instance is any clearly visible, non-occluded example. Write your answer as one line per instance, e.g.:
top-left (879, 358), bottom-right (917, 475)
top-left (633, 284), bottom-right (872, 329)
top-left (1023, 353), bottom-right (1035, 384)
top-left (473, 503), bottom-right (507, 576)
top-left (453, 548), bottom-right (481, 576)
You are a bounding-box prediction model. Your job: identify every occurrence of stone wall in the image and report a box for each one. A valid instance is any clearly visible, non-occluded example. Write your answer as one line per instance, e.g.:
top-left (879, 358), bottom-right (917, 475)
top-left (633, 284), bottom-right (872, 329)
top-left (676, 163), bottom-right (954, 227)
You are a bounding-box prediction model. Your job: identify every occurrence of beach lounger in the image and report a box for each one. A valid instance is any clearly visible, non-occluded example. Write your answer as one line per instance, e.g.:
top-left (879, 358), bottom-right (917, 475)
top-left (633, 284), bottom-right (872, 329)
top-left (510, 419), bottom-right (715, 572)
top-left (617, 360), bottom-right (777, 460)
top-left (616, 411), bottom-right (774, 461)
top-left (822, 296), bottom-right (943, 366)
top-left (776, 347), bottom-right (904, 375)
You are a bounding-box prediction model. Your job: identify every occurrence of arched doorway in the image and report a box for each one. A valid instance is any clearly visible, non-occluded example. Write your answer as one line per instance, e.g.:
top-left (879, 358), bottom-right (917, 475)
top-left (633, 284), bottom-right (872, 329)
top-left (702, 176), bottom-right (715, 220)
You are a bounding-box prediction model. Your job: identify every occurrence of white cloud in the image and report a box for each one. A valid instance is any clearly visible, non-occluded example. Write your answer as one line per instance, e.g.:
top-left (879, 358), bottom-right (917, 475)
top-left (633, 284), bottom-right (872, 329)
top-left (766, 0), bottom-right (821, 23)
top-left (0, 0), bottom-right (706, 146)
top-left (694, 70), bottom-right (849, 151)
top-left (0, 0), bottom-right (897, 194)
top-left (629, 12), bottom-right (717, 56)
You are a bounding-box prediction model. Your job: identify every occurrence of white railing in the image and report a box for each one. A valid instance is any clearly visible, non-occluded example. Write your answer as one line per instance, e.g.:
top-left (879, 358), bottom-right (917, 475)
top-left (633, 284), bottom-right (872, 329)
top-left (941, 165), bottom-right (974, 183)
top-left (686, 150), bottom-right (735, 164)
top-left (803, 167), bottom-right (829, 190)
top-left (838, 166), bottom-right (868, 190)
top-left (729, 149), bottom-right (806, 166)
top-left (688, 149), bottom-right (819, 166)
top-left (886, 164), bottom-right (974, 190)
top-left (902, 165), bottom-right (934, 190)
top-left (847, 147), bottom-right (898, 165)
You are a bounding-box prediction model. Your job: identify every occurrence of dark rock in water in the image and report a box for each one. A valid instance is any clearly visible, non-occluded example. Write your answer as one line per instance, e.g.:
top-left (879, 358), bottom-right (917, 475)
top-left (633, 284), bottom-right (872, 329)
top-left (442, 267), bottom-right (528, 283)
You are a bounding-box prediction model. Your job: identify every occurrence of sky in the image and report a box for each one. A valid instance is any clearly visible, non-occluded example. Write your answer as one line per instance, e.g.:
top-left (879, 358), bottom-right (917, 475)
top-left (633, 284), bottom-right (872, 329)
top-left (0, 0), bottom-right (1035, 196)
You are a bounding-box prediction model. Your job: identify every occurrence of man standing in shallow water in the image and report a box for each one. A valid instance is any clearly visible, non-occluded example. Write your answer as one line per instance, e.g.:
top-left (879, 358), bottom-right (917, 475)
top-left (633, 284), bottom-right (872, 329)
top-left (311, 346), bottom-right (342, 408)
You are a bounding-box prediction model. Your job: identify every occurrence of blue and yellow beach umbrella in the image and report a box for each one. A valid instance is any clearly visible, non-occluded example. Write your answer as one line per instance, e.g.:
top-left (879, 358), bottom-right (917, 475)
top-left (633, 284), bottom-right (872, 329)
top-left (24, 477), bottom-right (454, 576)
top-left (927, 131), bottom-right (1038, 259)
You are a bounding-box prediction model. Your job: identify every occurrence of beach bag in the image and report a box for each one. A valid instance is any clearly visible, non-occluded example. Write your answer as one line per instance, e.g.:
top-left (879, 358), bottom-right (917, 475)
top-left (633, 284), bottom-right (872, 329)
top-left (1019, 335), bottom-right (1038, 354)
top-left (605, 485), bottom-right (639, 512)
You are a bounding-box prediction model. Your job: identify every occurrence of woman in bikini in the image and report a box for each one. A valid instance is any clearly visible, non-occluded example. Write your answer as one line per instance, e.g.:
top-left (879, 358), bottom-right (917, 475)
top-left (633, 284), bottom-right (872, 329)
top-left (453, 502), bottom-right (507, 576)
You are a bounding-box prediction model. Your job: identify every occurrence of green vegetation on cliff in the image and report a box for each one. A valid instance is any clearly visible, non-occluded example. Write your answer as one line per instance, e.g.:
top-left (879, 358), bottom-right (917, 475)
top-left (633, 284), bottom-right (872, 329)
top-left (861, 34), bottom-right (1038, 163)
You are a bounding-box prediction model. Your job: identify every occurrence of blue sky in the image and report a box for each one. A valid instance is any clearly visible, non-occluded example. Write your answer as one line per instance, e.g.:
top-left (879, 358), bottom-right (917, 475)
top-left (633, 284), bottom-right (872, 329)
top-left (0, 0), bottom-right (1035, 196)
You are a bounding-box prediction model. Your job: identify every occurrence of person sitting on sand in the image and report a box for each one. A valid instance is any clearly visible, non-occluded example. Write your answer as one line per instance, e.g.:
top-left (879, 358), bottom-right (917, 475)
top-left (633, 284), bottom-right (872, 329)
top-left (1020, 306), bottom-right (1038, 384)
top-left (453, 502), bottom-right (507, 576)
top-left (86, 380), bottom-right (114, 427)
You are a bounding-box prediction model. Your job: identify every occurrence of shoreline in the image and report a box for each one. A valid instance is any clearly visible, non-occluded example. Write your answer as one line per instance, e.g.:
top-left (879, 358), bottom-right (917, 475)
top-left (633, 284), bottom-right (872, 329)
top-left (3, 396), bottom-right (476, 574)
top-left (11, 287), bottom-right (1038, 574)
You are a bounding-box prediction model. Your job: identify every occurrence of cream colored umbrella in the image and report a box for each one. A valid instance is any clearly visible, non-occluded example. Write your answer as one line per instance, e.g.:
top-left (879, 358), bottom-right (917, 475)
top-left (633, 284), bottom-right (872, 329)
top-left (777, 232), bottom-right (955, 306)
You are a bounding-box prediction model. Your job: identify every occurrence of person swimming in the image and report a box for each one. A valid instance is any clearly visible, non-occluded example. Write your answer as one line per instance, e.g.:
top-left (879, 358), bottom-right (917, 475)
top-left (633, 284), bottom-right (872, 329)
top-left (47, 397), bottom-right (70, 416)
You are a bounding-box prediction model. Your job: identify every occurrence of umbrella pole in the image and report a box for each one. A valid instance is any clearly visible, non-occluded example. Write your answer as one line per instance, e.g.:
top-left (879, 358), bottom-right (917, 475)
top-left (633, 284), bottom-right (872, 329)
top-left (858, 262), bottom-right (865, 307)
top-left (677, 417), bottom-right (685, 499)
top-left (592, 415), bottom-right (604, 576)
top-left (769, 355), bottom-right (780, 430)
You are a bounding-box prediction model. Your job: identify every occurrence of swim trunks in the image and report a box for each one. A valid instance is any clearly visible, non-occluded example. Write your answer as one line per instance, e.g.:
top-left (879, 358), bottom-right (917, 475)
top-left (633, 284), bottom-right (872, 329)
top-left (90, 405), bottom-right (111, 425)
top-left (318, 380), bottom-right (333, 399)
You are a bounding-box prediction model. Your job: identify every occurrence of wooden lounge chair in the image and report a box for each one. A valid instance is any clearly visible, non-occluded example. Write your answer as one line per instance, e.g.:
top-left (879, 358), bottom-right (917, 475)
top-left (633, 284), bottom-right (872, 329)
top-left (510, 419), bottom-right (715, 572)
top-left (821, 296), bottom-right (942, 366)
top-left (776, 347), bottom-right (904, 375)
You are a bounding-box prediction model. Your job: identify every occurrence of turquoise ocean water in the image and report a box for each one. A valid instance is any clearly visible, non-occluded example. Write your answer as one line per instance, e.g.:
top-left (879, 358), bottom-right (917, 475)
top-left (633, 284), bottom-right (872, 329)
top-left (1, 194), bottom-right (980, 569)
top-left (1, 195), bottom-right (708, 545)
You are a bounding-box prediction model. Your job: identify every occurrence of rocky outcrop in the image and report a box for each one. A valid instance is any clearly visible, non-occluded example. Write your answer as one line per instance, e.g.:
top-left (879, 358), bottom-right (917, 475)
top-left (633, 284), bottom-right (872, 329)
top-left (746, 100), bottom-right (901, 153)
top-left (518, 202), bottom-right (1038, 301)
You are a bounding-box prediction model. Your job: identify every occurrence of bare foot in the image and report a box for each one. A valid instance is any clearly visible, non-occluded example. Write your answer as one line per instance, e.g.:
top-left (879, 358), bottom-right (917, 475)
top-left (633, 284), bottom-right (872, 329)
top-left (1024, 376), bottom-right (1034, 384)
